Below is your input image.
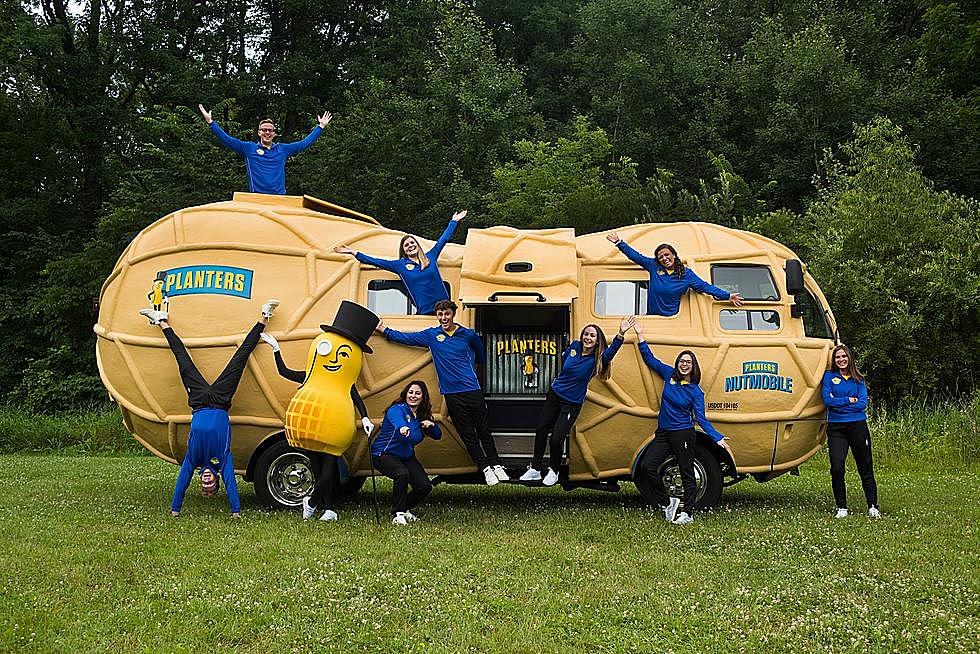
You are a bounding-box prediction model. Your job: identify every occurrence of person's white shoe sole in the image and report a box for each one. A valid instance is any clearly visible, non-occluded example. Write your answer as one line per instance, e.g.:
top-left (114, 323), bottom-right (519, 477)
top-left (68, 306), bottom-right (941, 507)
top-left (542, 469), bottom-right (559, 486)
top-left (319, 510), bottom-right (338, 522)
top-left (493, 465), bottom-right (510, 481)
top-left (483, 467), bottom-right (499, 486)
top-left (262, 299), bottom-right (280, 318)
top-left (302, 497), bottom-right (315, 520)
top-left (672, 512), bottom-right (694, 525)
top-left (868, 507), bottom-right (881, 519)
top-left (519, 468), bottom-right (542, 482)
top-left (392, 513), bottom-right (409, 526)
top-left (834, 509), bottom-right (848, 519)
top-left (403, 511), bottom-right (419, 523)
top-left (664, 497), bottom-right (681, 523)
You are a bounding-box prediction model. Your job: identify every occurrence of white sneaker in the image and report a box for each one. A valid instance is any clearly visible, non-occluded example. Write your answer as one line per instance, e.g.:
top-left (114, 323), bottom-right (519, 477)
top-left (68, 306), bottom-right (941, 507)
top-left (403, 511), bottom-right (419, 523)
top-left (868, 506), bottom-right (881, 519)
top-left (261, 299), bottom-right (280, 319)
top-left (834, 508), bottom-right (849, 519)
top-left (483, 466), bottom-right (499, 486)
top-left (663, 497), bottom-right (681, 523)
top-left (542, 468), bottom-right (559, 487)
top-left (392, 512), bottom-right (409, 526)
top-left (302, 497), bottom-right (315, 520)
top-left (672, 512), bottom-right (694, 525)
top-left (319, 509), bottom-right (338, 522)
top-left (139, 308), bottom-right (168, 325)
top-left (493, 465), bottom-right (510, 481)
top-left (519, 467), bottom-right (542, 482)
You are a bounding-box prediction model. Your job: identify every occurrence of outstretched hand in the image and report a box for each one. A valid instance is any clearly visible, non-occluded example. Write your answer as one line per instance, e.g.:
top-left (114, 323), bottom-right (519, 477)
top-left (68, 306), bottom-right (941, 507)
top-left (198, 104), bottom-right (212, 124)
top-left (717, 437), bottom-right (732, 452)
top-left (318, 111), bottom-right (332, 128)
top-left (619, 315), bottom-right (636, 336)
top-left (362, 417), bottom-right (375, 436)
top-left (333, 245), bottom-right (355, 255)
top-left (729, 293), bottom-right (744, 307)
top-left (375, 320), bottom-right (386, 334)
top-left (606, 232), bottom-right (621, 244)
top-left (260, 332), bottom-right (280, 352)
top-left (451, 210), bottom-right (467, 223)
top-left (632, 320), bottom-right (645, 338)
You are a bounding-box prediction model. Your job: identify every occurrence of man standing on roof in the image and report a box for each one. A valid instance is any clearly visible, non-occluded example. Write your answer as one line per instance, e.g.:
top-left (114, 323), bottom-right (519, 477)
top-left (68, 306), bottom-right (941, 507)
top-left (198, 104), bottom-right (332, 195)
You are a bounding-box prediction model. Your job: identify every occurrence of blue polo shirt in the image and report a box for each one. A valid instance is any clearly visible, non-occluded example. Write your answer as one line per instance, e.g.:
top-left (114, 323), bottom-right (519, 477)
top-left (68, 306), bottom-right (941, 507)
top-left (355, 220), bottom-right (458, 315)
top-left (383, 324), bottom-right (485, 395)
top-left (371, 402), bottom-right (443, 459)
top-left (550, 335), bottom-right (624, 404)
top-left (208, 122), bottom-right (323, 194)
top-left (637, 342), bottom-right (726, 442)
top-left (821, 371), bottom-right (869, 423)
top-left (617, 241), bottom-right (731, 316)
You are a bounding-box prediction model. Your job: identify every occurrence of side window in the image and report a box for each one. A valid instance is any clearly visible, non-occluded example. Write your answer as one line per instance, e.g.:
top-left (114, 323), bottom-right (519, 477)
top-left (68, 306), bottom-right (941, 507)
top-left (594, 281), bottom-right (648, 315)
top-left (711, 265), bottom-right (779, 301)
top-left (801, 288), bottom-right (835, 339)
top-left (366, 280), bottom-right (452, 315)
top-left (719, 309), bottom-right (781, 331)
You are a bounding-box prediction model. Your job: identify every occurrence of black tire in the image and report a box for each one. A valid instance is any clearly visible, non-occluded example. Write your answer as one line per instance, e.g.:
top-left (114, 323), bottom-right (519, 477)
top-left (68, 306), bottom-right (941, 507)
top-left (252, 440), bottom-right (315, 510)
top-left (633, 441), bottom-right (723, 511)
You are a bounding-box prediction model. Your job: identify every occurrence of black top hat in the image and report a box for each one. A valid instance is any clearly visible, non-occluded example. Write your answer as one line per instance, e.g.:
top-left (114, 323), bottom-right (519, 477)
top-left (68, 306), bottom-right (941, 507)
top-left (320, 301), bottom-right (380, 354)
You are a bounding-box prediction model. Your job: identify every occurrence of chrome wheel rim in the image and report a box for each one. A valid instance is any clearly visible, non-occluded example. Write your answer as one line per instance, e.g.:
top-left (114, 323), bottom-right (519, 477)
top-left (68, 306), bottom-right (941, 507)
top-left (266, 451), bottom-right (314, 507)
top-left (659, 457), bottom-right (707, 504)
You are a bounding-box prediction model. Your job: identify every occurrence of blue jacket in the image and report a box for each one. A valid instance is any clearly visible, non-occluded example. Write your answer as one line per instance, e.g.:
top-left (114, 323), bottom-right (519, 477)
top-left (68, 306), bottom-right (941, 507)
top-left (171, 408), bottom-right (241, 513)
top-left (355, 221), bottom-right (458, 315)
top-left (638, 342), bottom-right (726, 442)
top-left (208, 122), bottom-right (323, 194)
top-left (550, 335), bottom-right (624, 404)
top-left (371, 402), bottom-right (443, 459)
top-left (617, 241), bottom-right (731, 316)
top-left (821, 371), bottom-right (869, 423)
top-left (383, 325), bottom-right (485, 395)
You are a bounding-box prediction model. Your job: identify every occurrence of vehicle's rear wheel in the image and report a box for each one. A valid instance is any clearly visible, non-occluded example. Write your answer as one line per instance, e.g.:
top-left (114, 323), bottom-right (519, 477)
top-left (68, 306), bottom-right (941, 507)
top-left (252, 440), bottom-right (368, 510)
top-left (633, 442), bottom-right (723, 510)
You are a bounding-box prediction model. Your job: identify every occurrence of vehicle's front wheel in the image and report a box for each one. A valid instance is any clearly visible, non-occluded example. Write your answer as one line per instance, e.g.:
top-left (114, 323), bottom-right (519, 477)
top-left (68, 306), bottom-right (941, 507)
top-left (253, 440), bottom-right (314, 510)
top-left (633, 442), bottom-right (723, 511)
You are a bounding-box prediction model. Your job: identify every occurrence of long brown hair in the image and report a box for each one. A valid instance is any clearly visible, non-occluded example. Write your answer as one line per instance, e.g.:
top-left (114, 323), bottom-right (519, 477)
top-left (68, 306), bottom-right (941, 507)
top-left (830, 344), bottom-right (864, 382)
top-left (580, 324), bottom-right (613, 381)
top-left (389, 380), bottom-right (434, 422)
top-left (654, 243), bottom-right (686, 276)
top-left (398, 235), bottom-right (430, 269)
top-left (672, 350), bottom-right (701, 385)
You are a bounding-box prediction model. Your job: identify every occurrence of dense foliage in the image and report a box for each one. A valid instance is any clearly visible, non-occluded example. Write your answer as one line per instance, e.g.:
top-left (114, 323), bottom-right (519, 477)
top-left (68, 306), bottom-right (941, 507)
top-left (2, 0), bottom-right (977, 409)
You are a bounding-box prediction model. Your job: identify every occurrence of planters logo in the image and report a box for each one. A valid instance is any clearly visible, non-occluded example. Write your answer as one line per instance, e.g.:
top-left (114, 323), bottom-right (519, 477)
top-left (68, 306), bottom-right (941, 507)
top-left (725, 361), bottom-right (793, 394)
top-left (163, 265), bottom-right (253, 299)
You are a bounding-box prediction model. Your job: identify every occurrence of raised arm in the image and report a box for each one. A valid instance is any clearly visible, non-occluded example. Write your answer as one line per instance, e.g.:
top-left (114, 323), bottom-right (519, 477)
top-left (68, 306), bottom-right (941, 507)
top-left (351, 250), bottom-right (401, 273)
top-left (607, 233), bottom-right (657, 270)
top-left (279, 112), bottom-right (329, 155)
top-left (202, 104), bottom-right (250, 156)
top-left (632, 321), bottom-right (673, 380)
top-left (602, 316), bottom-right (635, 363)
top-left (273, 350), bottom-right (306, 384)
top-left (427, 212), bottom-right (463, 259)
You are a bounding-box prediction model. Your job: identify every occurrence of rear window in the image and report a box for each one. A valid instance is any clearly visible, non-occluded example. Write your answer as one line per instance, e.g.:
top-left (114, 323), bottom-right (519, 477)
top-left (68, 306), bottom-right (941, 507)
top-left (594, 281), bottom-right (648, 315)
top-left (711, 265), bottom-right (779, 301)
top-left (367, 279), bottom-right (450, 315)
top-left (719, 309), bottom-right (781, 331)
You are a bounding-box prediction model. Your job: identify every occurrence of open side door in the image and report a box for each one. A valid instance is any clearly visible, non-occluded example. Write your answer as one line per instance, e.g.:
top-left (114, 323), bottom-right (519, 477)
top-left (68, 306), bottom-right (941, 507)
top-left (458, 226), bottom-right (579, 305)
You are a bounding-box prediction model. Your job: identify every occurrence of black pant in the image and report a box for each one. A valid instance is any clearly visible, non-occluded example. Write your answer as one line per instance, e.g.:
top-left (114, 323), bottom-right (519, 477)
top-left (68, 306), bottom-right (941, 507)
top-left (530, 389), bottom-right (582, 473)
top-left (443, 390), bottom-right (500, 470)
top-left (828, 420), bottom-right (879, 509)
top-left (164, 322), bottom-right (265, 409)
top-left (636, 428), bottom-right (697, 515)
top-left (307, 451), bottom-right (340, 511)
top-left (373, 454), bottom-right (432, 515)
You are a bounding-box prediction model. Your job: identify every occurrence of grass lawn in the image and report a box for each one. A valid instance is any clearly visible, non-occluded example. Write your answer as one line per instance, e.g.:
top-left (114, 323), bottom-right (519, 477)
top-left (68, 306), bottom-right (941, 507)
top-left (0, 455), bottom-right (976, 653)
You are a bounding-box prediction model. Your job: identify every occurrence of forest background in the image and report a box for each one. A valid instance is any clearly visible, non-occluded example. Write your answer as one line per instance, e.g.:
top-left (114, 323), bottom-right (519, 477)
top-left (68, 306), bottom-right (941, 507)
top-left (1, 0), bottom-right (977, 414)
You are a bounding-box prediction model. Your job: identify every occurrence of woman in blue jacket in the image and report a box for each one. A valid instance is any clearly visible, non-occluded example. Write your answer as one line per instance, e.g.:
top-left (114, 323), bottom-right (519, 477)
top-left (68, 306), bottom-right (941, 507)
top-left (372, 380), bottom-right (443, 525)
top-left (632, 321), bottom-right (732, 525)
top-left (334, 211), bottom-right (467, 315)
top-left (822, 344), bottom-right (880, 519)
top-left (605, 233), bottom-right (743, 316)
top-left (520, 316), bottom-right (635, 487)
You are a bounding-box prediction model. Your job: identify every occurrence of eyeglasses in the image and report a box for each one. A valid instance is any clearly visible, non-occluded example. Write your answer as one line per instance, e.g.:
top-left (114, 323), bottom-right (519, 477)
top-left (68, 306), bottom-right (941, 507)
top-left (258, 127), bottom-right (276, 133)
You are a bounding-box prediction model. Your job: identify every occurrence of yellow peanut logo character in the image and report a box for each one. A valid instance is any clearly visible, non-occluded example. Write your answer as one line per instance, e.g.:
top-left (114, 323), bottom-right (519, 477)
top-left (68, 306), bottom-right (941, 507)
top-left (284, 301), bottom-right (379, 456)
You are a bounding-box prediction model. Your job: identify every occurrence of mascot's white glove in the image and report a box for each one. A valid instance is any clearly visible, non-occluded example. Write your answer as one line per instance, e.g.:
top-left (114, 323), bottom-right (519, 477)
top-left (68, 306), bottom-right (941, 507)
top-left (260, 333), bottom-right (280, 352)
top-left (362, 417), bottom-right (375, 436)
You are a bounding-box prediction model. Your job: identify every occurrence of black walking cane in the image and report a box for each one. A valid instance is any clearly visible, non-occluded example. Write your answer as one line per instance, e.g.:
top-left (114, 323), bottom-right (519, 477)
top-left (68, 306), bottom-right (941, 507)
top-left (366, 426), bottom-right (381, 525)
